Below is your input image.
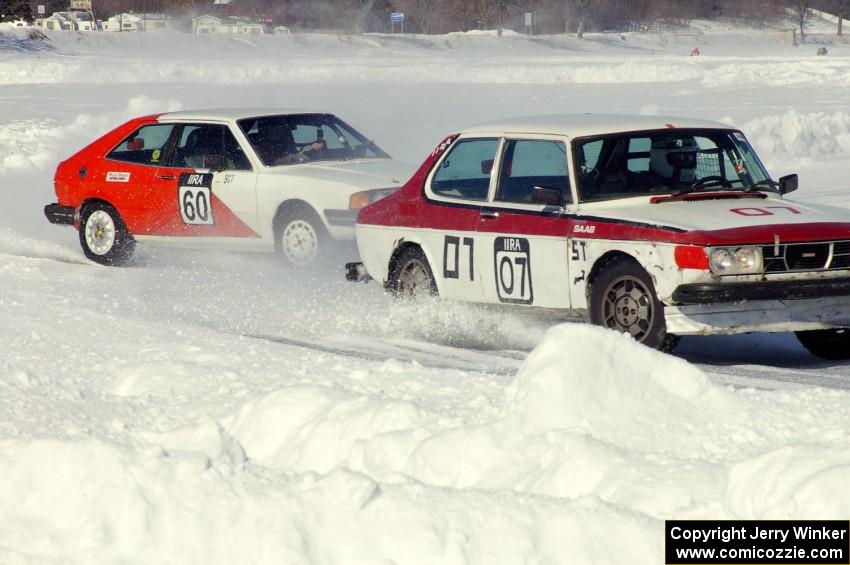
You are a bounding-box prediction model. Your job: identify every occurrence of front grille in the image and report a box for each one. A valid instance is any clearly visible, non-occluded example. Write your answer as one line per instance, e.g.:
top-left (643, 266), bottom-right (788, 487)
top-left (758, 240), bottom-right (850, 273)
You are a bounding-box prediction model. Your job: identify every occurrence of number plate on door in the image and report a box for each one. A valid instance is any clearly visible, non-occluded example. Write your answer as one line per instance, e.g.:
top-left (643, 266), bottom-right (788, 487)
top-left (178, 173), bottom-right (214, 225)
top-left (494, 236), bottom-right (533, 305)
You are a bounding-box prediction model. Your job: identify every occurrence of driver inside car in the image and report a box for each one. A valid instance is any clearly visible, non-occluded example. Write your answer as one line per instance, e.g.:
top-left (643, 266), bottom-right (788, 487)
top-left (647, 136), bottom-right (698, 189)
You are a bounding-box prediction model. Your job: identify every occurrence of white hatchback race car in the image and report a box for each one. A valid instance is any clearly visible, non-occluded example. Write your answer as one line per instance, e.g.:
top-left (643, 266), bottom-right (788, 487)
top-left (44, 109), bottom-right (411, 266)
top-left (349, 114), bottom-right (850, 358)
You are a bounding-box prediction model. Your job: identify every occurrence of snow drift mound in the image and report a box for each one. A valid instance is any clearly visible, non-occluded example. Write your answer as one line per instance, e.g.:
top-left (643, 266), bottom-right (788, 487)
top-left (0, 95), bottom-right (181, 175)
top-left (726, 446), bottom-right (850, 519)
top-left (504, 324), bottom-right (718, 433)
top-left (0, 29), bottom-right (51, 53)
top-left (739, 110), bottom-right (850, 161)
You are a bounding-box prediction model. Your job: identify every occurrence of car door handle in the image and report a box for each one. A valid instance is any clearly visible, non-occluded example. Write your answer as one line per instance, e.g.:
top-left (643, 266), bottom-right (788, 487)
top-left (155, 173), bottom-right (175, 181)
top-left (480, 209), bottom-right (500, 219)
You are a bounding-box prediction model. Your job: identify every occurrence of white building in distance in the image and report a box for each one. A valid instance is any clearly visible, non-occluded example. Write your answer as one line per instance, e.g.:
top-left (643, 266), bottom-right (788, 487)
top-left (35, 11), bottom-right (95, 31)
top-left (192, 14), bottom-right (265, 34)
top-left (102, 13), bottom-right (172, 32)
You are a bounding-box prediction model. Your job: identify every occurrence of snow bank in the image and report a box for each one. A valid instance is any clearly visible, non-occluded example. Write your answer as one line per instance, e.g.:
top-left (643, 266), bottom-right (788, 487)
top-left (0, 436), bottom-right (658, 564)
top-left (2, 314), bottom-right (850, 563)
top-left (726, 446), bottom-right (850, 518)
top-left (223, 384), bottom-right (434, 474)
top-left (0, 95), bottom-right (181, 175)
top-left (739, 110), bottom-right (850, 160)
top-left (213, 324), bottom-right (850, 523)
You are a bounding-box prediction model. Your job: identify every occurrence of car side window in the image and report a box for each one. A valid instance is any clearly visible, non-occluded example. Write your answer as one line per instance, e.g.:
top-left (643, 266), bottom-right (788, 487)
top-left (170, 124), bottom-right (252, 171)
top-left (627, 137), bottom-right (651, 173)
top-left (431, 138), bottom-right (499, 201)
top-left (578, 139), bottom-right (603, 172)
top-left (496, 139), bottom-right (570, 204)
top-left (107, 124), bottom-right (175, 165)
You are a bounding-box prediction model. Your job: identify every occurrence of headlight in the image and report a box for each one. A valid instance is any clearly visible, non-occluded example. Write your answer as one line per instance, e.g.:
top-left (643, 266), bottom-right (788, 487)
top-left (349, 187), bottom-right (397, 209)
top-left (708, 246), bottom-right (763, 275)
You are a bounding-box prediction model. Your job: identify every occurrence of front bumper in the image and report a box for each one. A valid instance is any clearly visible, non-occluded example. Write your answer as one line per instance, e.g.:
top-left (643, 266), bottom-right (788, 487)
top-left (324, 209), bottom-right (357, 227)
top-left (665, 295), bottom-right (850, 336)
top-left (44, 203), bottom-right (75, 225)
top-left (673, 277), bottom-right (850, 304)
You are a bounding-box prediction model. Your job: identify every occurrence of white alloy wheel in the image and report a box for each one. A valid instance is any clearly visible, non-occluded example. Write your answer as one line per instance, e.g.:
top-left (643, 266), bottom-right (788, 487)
top-left (281, 219), bottom-right (319, 265)
top-left (84, 209), bottom-right (117, 256)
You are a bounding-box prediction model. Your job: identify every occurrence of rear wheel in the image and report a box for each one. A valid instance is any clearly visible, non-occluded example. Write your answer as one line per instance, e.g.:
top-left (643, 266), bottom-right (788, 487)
top-left (276, 205), bottom-right (327, 267)
top-left (79, 202), bottom-right (134, 266)
top-left (388, 246), bottom-right (438, 298)
top-left (795, 329), bottom-right (850, 360)
top-left (589, 256), bottom-right (678, 352)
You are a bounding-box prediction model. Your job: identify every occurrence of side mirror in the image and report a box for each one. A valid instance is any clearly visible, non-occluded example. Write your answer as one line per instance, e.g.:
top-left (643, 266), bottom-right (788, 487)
top-left (531, 186), bottom-right (563, 206)
top-left (779, 173), bottom-right (798, 195)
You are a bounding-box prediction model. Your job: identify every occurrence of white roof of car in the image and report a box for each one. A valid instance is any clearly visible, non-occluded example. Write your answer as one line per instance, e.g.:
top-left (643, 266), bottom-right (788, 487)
top-left (463, 114), bottom-right (733, 138)
top-left (157, 108), bottom-right (325, 122)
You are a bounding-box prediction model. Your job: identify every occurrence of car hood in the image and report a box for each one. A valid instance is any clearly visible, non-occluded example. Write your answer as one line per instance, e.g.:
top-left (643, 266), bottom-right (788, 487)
top-left (268, 158), bottom-right (413, 190)
top-left (577, 193), bottom-right (850, 244)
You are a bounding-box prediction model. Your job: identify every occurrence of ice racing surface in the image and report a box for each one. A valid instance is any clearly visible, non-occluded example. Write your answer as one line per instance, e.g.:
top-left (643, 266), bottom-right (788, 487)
top-left (2, 19), bottom-right (850, 564)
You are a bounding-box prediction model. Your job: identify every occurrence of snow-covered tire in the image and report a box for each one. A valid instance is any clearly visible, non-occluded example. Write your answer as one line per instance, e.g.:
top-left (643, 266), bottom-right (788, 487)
top-left (276, 205), bottom-right (327, 267)
top-left (795, 329), bottom-right (850, 360)
top-left (387, 246), bottom-right (438, 298)
top-left (79, 202), bottom-right (134, 266)
top-left (589, 256), bottom-right (678, 352)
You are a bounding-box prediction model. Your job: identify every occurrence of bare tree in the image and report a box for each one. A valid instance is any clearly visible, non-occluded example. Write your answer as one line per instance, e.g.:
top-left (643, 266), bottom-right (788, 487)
top-left (838, 0), bottom-right (848, 34)
top-left (398, 0), bottom-right (439, 33)
top-left (794, 0), bottom-right (809, 40)
top-left (448, 0), bottom-right (500, 29)
top-left (565, 0), bottom-right (591, 37)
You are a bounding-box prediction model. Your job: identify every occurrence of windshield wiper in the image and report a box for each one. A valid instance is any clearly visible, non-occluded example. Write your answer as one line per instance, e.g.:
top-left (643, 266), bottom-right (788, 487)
top-left (673, 178), bottom-right (736, 196)
top-left (749, 179), bottom-right (780, 193)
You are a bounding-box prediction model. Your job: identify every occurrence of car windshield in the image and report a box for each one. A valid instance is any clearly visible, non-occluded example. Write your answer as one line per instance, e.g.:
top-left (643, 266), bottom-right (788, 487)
top-left (574, 129), bottom-right (771, 202)
top-left (237, 114), bottom-right (388, 166)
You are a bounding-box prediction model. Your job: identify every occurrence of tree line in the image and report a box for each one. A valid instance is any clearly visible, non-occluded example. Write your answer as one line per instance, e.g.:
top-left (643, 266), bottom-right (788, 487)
top-left (3, 0), bottom-right (848, 36)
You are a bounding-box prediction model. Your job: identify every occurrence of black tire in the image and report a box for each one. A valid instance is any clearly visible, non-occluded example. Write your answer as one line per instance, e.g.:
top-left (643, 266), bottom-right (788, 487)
top-left (589, 256), bottom-right (679, 352)
top-left (795, 329), bottom-right (850, 360)
top-left (78, 202), bottom-right (134, 266)
top-left (275, 204), bottom-right (328, 267)
top-left (387, 246), bottom-right (439, 298)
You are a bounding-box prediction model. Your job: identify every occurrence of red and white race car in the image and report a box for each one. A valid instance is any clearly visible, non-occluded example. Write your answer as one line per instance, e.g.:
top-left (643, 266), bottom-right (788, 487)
top-left (44, 109), bottom-right (411, 266)
top-left (349, 114), bottom-right (850, 358)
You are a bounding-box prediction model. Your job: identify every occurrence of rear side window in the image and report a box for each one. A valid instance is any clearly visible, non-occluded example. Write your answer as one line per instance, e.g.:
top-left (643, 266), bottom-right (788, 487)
top-left (496, 139), bottom-right (570, 203)
top-left (431, 138), bottom-right (499, 201)
top-left (170, 124), bottom-right (252, 171)
top-left (107, 124), bottom-right (175, 165)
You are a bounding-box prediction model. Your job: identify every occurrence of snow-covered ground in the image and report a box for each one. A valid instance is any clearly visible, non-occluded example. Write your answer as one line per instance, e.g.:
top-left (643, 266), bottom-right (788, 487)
top-left (2, 18), bottom-right (850, 564)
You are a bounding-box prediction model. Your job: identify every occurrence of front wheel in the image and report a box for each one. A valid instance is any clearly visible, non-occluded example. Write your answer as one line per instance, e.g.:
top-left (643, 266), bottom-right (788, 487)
top-left (79, 202), bottom-right (134, 266)
top-left (588, 257), bottom-right (678, 352)
top-left (387, 246), bottom-right (438, 298)
top-left (276, 206), bottom-right (327, 267)
top-left (795, 329), bottom-right (850, 360)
